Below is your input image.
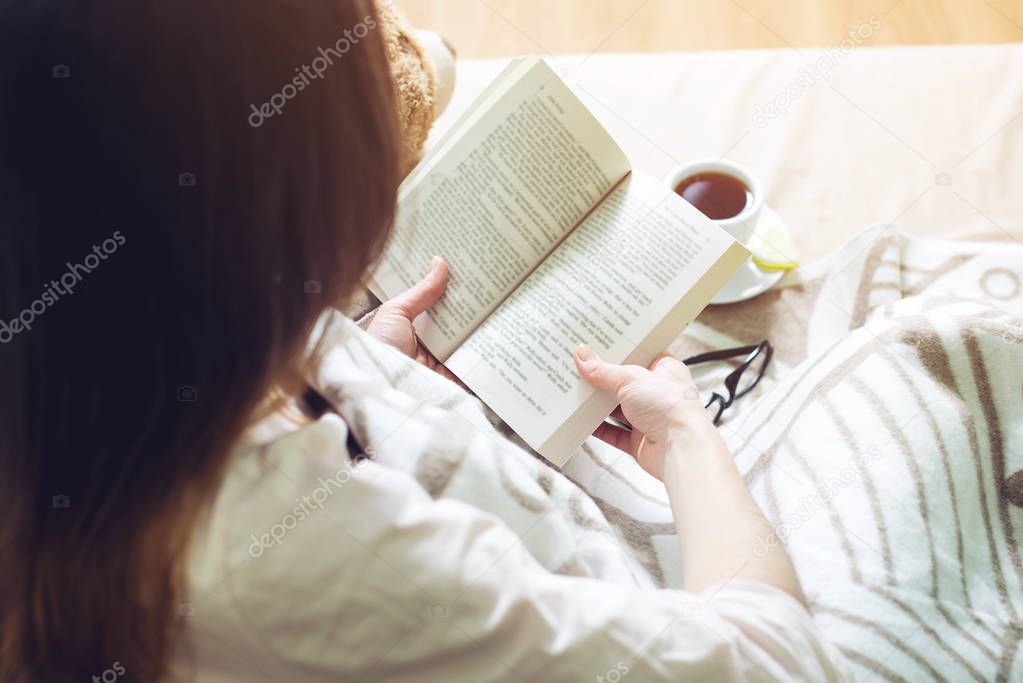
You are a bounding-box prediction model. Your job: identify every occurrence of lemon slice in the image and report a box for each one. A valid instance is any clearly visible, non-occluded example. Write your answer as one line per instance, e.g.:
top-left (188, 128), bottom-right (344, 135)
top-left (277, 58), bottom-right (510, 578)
top-left (751, 208), bottom-right (800, 271)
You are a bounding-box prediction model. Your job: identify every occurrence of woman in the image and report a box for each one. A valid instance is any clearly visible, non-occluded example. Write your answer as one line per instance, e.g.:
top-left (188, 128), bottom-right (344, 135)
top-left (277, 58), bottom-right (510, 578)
top-left (0, 1), bottom-right (848, 681)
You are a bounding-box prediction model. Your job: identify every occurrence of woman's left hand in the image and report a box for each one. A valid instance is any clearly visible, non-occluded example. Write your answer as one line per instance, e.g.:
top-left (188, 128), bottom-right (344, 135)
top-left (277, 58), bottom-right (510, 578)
top-left (366, 257), bottom-right (460, 383)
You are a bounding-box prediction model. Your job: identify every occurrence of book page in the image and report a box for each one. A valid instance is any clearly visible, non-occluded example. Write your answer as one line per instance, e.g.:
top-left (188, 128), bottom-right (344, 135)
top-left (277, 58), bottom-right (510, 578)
top-left (403, 58), bottom-right (525, 188)
top-left (446, 172), bottom-right (749, 464)
top-left (371, 57), bottom-right (631, 361)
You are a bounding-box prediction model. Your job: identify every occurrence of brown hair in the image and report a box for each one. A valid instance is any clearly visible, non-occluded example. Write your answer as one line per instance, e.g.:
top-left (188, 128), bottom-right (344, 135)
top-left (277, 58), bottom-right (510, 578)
top-left (0, 1), bottom-right (401, 680)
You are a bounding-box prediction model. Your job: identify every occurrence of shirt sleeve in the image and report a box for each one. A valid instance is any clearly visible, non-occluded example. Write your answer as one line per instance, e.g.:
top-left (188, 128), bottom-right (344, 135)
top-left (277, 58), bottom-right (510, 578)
top-left (350, 468), bottom-right (853, 683)
top-left (204, 416), bottom-right (851, 683)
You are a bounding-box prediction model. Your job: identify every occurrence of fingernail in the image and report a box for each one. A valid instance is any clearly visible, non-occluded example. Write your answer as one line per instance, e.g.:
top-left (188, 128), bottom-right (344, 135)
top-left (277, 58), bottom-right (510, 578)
top-left (430, 255), bottom-right (442, 270)
top-left (575, 344), bottom-right (594, 362)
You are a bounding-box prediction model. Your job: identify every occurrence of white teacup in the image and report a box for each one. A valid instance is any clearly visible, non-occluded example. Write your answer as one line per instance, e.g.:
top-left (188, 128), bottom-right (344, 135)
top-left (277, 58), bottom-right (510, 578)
top-left (664, 159), bottom-right (764, 247)
top-left (665, 159), bottom-right (781, 304)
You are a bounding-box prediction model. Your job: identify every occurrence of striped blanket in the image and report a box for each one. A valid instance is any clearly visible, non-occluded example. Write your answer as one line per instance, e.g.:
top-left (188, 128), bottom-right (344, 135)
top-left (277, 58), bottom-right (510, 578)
top-left (317, 225), bottom-right (1023, 682)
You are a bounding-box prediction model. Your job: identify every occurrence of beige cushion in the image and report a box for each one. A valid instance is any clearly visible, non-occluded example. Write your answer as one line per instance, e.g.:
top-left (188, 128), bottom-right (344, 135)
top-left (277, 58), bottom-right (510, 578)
top-left (438, 45), bottom-right (1023, 263)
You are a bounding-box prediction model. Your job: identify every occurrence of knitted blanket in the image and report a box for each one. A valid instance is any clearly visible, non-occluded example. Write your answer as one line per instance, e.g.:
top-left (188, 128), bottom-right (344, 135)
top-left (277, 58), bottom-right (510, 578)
top-left (313, 225), bottom-right (1023, 682)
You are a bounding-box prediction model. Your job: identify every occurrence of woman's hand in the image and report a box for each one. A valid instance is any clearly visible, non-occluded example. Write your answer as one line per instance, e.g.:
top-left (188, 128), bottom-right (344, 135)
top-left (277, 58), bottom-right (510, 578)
top-left (367, 257), bottom-right (460, 383)
top-left (576, 345), bottom-right (808, 603)
top-left (573, 345), bottom-right (711, 480)
top-left (367, 256), bottom-right (447, 357)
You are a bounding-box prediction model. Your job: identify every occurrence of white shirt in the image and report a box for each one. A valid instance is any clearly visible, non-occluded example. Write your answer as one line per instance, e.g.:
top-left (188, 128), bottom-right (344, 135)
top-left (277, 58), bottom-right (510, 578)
top-left (169, 409), bottom-right (850, 682)
top-left (167, 312), bottom-right (851, 678)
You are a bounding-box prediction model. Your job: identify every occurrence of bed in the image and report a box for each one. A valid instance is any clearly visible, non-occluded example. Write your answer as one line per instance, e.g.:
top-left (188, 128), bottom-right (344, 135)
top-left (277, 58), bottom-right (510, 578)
top-left (339, 45), bottom-right (1023, 681)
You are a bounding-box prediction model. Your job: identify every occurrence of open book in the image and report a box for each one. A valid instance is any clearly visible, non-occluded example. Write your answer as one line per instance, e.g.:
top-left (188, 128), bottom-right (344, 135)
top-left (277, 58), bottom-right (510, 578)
top-left (369, 57), bottom-right (749, 466)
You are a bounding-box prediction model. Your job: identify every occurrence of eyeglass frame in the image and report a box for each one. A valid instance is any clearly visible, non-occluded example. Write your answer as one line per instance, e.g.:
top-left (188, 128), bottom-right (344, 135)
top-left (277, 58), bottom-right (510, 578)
top-left (682, 341), bottom-right (773, 425)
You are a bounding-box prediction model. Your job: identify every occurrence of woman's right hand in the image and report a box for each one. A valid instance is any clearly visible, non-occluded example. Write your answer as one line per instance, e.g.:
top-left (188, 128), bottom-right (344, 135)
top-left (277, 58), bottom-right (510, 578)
top-left (573, 345), bottom-right (712, 480)
top-left (576, 346), bottom-right (809, 606)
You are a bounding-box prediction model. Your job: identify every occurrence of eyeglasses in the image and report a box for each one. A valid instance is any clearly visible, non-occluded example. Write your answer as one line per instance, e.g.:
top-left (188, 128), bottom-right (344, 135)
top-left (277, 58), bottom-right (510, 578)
top-left (682, 341), bottom-right (773, 425)
top-left (602, 340), bottom-right (773, 432)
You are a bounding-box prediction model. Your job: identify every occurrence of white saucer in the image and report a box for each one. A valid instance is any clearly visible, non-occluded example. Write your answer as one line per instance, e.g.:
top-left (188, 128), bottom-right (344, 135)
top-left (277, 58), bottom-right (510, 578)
top-left (710, 205), bottom-right (788, 305)
top-left (710, 257), bottom-right (784, 305)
